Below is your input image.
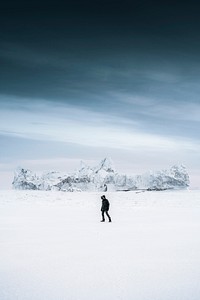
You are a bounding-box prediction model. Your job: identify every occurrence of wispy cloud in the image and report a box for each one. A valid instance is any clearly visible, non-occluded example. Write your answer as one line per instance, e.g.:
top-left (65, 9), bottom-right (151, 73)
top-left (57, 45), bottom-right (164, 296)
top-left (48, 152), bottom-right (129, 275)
top-left (112, 92), bottom-right (200, 122)
top-left (1, 95), bottom-right (199, 154)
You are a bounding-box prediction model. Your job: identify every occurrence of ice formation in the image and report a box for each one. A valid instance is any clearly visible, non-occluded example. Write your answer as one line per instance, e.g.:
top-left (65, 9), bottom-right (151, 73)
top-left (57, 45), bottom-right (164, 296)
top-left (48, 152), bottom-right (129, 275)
top-left (12, 158), bottom-right (190, 191)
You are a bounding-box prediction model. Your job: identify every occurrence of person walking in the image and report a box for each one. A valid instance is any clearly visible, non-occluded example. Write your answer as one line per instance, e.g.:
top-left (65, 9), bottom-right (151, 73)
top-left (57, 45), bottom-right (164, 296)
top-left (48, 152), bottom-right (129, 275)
top-left (101, 195), bottom-right (112, 222)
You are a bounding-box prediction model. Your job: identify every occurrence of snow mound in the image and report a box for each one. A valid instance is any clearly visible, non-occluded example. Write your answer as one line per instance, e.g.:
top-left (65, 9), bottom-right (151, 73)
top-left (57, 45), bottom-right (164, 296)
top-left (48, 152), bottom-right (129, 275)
top-left (12, 159), bottom-right (190, 192)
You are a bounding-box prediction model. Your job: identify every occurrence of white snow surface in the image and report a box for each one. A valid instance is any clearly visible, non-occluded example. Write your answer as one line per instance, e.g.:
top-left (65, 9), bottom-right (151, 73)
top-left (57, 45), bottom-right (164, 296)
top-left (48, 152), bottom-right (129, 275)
top-left (0, 189), bottom-right (200, 300)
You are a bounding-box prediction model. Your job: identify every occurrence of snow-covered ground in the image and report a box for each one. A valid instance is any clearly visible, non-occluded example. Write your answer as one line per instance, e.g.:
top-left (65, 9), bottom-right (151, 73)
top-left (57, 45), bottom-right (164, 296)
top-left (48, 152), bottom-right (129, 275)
top-left (0, 190), bottom-right (200, 300)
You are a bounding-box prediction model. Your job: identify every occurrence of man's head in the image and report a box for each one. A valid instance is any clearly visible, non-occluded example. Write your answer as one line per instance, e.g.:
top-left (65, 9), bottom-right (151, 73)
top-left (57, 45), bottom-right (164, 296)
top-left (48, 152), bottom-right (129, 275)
top-left (101, 195), bottom-right (105, 199)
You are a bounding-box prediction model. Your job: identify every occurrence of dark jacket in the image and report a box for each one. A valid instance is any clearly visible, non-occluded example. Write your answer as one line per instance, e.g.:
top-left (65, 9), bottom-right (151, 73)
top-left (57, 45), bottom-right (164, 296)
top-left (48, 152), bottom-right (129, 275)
top-left (101, 198), bottom-right (110, 211)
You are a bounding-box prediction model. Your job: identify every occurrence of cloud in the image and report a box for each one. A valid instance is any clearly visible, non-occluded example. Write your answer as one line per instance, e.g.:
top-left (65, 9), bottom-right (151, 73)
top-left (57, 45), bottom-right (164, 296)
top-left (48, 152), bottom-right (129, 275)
top-left (1, 95), bottom-right (199, 154)
top-left (112, 92), bottom-right (200, 123)
top-left (12, 158), bottom-right (84, 173)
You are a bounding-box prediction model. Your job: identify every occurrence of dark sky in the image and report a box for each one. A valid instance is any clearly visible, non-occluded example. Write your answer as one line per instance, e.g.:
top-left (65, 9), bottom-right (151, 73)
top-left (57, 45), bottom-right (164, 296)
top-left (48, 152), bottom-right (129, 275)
top-left (1, 0), bottom-right (200, 103)
top-left (1, 0), bottom-right (200, 188)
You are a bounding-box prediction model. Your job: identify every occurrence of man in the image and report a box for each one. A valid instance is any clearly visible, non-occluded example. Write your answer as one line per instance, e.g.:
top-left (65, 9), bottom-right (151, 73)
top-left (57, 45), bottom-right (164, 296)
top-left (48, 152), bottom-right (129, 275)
top-left (101, 195), bottom-right (112, 222)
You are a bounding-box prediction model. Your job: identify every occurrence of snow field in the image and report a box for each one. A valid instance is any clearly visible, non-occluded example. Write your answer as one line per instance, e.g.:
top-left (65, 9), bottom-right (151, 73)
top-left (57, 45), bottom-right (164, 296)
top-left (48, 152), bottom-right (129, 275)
top-left (0, 190), bottom-right (200, 300)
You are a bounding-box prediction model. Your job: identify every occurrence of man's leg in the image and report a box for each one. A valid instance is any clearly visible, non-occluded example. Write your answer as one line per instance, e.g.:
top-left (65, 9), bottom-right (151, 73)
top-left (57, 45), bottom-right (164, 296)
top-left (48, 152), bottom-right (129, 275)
top-left (105, 211), bottom-right (112, 222)
top-left (101, 211), bottom-right (105, 222)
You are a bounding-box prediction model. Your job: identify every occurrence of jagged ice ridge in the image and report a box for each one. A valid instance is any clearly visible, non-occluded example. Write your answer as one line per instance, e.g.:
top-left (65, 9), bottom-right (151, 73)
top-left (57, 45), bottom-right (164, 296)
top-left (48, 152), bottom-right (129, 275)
top-left (12, 158), bottom-right (190, 192)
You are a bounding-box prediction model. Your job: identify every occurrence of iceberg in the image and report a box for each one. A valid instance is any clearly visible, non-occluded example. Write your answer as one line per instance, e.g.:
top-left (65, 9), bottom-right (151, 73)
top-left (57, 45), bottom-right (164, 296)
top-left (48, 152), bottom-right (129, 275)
top-left (12, 158), bottom-right (190, 191)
